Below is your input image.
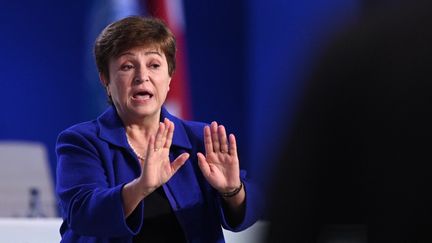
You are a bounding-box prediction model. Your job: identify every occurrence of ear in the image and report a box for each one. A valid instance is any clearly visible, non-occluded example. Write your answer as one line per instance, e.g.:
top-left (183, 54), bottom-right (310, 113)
top-left (167, 77), bottom-right (172, 91)
top-left (99, 72), bottom-right (109, 86)
top-left (99, 72), bottom-right (110, 95)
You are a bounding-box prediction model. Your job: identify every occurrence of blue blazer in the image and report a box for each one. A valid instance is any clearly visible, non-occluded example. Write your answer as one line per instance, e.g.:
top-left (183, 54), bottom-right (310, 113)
top-left (56, 106), bottom-right (262, 242)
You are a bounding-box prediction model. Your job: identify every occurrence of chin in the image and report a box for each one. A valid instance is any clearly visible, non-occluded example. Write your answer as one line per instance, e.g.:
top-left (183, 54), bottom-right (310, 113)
top-left (134, 106), bottom-right (161, 117)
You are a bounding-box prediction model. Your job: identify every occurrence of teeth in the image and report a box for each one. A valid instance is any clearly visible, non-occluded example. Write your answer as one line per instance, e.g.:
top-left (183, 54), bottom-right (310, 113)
top-left (138, 94), bottom-right (150, 99)
top-left (134, 93), bottom-right (151, 100)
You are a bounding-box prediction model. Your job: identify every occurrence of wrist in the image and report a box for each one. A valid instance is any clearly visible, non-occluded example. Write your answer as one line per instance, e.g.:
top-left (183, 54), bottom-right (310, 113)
top-left (219, 182), bottom-right (243, 198)
top-left (132, 178), bottom-right (154, 198)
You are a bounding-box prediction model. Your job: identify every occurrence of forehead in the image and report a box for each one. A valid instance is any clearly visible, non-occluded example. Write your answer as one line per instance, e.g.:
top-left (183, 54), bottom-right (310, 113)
top-left (117, 45), bottom-right (164, 58)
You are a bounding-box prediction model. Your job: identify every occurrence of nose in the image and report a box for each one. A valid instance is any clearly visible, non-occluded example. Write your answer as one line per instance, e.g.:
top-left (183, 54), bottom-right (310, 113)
top-left (134, 68), bottom-right (150, 83)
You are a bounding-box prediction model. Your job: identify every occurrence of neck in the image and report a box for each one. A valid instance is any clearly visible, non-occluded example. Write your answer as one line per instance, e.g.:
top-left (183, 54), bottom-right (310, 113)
top-left (121, 108), bottom-right (161, 136)
top-left (121, 109), bottom-right (162, 157)
top-left (126, 133), bottom-right (146, 161)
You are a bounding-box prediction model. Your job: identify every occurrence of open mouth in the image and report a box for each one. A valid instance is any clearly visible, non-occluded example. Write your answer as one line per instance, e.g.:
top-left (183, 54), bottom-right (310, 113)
top-left (132, 90), bottom-right (153, 100)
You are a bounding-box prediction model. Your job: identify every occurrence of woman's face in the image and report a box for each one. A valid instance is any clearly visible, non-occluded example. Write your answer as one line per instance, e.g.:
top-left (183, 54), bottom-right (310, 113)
top-left (103, 46), bottom-right (171, 122)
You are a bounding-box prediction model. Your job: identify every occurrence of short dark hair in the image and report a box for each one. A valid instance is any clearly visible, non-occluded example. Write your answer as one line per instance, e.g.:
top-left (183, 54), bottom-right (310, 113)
top-left (94, 16), bottom-right (176, 81)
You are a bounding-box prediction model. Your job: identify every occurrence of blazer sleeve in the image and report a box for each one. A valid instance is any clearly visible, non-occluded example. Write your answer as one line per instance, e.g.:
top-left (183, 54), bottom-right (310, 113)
top-left (219, 170), bottom-right (264, 232)
top-left (55, 129), bottom-right (143, 237)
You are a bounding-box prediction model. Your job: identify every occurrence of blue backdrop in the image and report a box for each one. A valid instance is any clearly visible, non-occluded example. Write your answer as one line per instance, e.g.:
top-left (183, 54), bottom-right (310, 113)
top-left (0, 0), bottom-right (362, 203)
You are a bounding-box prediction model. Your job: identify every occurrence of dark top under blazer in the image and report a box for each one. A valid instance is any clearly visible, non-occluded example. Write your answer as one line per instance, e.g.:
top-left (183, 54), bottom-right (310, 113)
top-left (55, 106), bottom-right (262, 243)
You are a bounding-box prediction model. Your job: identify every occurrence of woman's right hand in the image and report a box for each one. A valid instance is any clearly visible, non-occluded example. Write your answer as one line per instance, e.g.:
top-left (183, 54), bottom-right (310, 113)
top-left (122, 118), bottom-right (189, 217)
top-left (138, 118), bottom-right (189, 195)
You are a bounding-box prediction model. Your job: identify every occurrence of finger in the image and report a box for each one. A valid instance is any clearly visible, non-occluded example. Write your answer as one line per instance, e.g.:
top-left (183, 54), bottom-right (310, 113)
top-left (171, 153), bottom-right (189, 173)
top-left (228, 134), bottom-right (238, 157)
top-left (210, 121), bottom-right (220, 152)
top-left (203, 125), bottom-right (213, 155)
top-left (146, 135), bottom-right (155, 157)
top-left (197, 152), bottom-right (211, 177)
top-left (161, 118), bottom-right (170, 145)
top-left (165, 120), bottom-right (175, 148)
top-left (218, 125), bottom-right (228, 153)
top-left (154, 122), bottom-right (165, 152)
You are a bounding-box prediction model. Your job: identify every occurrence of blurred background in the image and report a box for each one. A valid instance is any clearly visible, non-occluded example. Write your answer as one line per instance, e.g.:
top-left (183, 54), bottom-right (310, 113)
top-left (0, 0), bottom-right (399, 227)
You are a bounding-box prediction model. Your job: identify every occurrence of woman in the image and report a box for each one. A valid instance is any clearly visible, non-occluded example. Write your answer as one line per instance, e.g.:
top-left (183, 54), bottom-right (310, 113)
top-left (55, 16), bottom-right (261, 242)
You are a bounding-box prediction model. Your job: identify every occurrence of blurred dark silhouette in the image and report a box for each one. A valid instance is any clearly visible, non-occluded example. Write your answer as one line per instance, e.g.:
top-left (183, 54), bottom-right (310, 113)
top-left (266, 1), bottom-right (432, 242)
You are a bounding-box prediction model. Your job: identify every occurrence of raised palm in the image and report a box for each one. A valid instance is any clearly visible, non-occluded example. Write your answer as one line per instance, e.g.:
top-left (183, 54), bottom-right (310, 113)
top-left (197, 121), bottom-right (241, 193)
top-left (139, 118), bottom-right (189, 192)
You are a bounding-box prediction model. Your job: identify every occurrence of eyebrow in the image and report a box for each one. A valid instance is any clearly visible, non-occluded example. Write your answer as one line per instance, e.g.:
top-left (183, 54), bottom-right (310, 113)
top-left (119, 51), bottom-right (162, 57)
top-left (144, 51), bottom-right (162, 56)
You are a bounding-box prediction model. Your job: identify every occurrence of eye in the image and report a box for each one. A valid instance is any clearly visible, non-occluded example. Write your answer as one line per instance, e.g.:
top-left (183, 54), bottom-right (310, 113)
top-left (120, 64), bottom-right (134, 71)
top-left (148, 63), bottom-right (160, 69)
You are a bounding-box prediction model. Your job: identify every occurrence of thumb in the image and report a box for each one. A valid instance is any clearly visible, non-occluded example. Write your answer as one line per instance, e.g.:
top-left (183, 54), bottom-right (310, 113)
top-left (197, 152), bottom-right (211, 177)
top-left (171, 153), bottom-right (189, 173)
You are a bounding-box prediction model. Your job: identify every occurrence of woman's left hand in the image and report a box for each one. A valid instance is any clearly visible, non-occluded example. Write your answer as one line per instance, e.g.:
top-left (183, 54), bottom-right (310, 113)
top-left (197, 121), bottom-right (241, 194)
